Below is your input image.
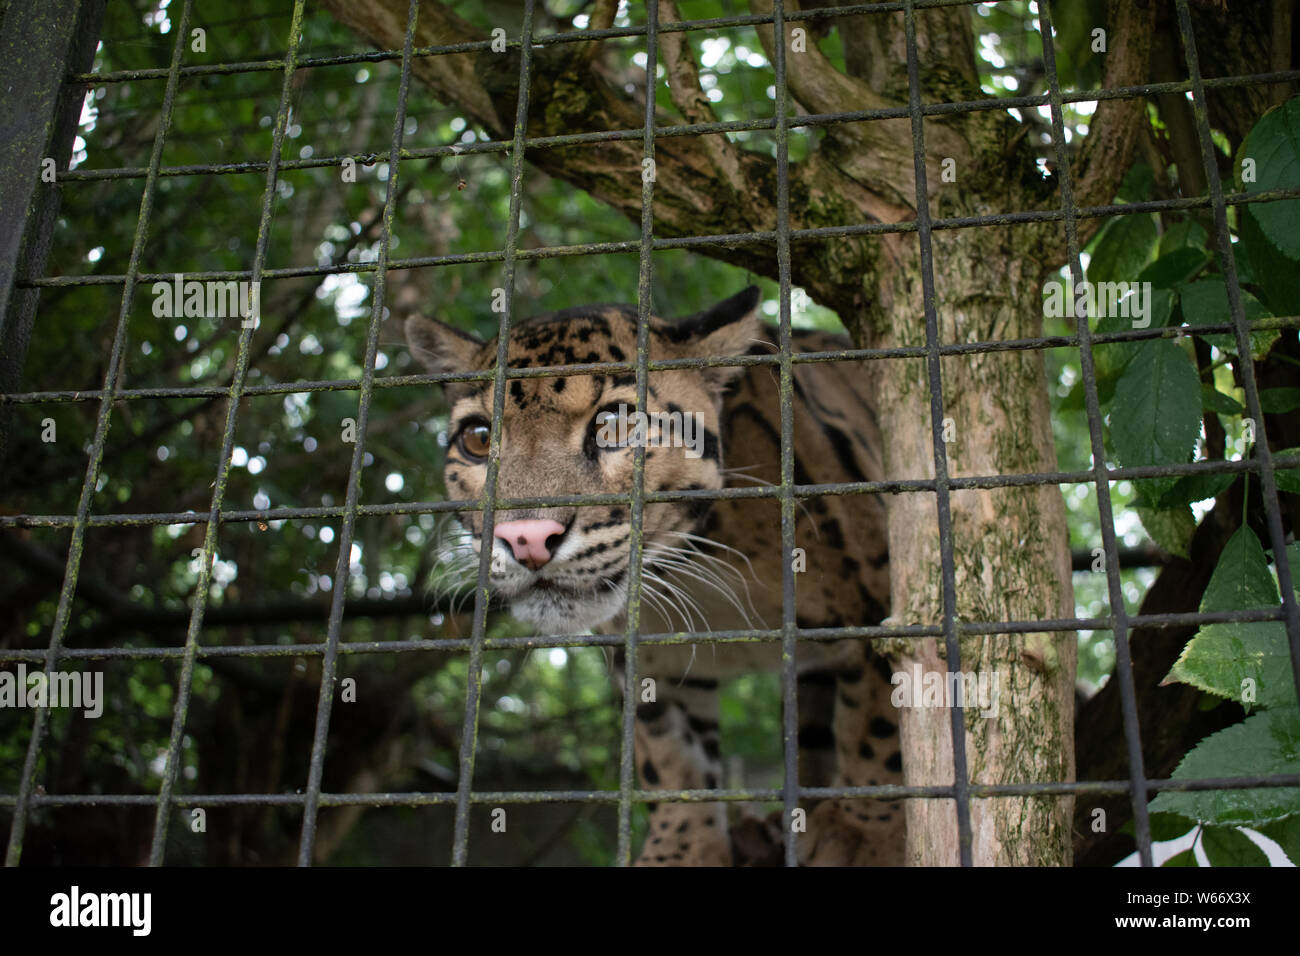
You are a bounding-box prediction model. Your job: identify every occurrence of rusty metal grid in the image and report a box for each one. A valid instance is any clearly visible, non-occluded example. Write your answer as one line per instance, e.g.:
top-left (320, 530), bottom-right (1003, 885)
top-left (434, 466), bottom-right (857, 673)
top-left (0, 0), bottom-right (1298, 869)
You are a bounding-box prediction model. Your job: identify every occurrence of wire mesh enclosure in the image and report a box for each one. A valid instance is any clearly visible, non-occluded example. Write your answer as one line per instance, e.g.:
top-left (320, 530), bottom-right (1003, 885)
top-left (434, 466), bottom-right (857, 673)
top-left (2, 0), bottom-right (1299, 868)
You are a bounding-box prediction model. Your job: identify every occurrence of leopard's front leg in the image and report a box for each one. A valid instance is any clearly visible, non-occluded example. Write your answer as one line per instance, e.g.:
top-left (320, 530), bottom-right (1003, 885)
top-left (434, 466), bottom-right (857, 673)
top-left (630, 678), bottom-right (731, 866)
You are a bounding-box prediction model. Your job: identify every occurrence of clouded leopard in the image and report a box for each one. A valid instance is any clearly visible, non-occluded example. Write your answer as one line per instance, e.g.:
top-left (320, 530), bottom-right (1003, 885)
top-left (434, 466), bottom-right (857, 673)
top-left (406, 286), bottom-right (904, 865)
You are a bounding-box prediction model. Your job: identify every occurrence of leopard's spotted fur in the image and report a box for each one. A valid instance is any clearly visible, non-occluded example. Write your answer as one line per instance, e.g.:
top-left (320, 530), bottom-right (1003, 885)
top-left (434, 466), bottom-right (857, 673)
top-left (406, 287), bottom-right (903, 866)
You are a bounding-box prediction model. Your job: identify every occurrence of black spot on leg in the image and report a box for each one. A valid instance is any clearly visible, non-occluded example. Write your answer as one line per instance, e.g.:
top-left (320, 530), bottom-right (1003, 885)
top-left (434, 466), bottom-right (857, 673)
top-left (798, 725), bottom-right (835, 750)
top-left (704, 773), bottom-right (718, 789)
top-left (676, 820), bottom-right (690, 833)
top-left (552, 377), bottom-right (566, 393)
top-left (636, 700), bottom-right (667, 722)
top-left (702, 737), bottom-right (720, 760)
top-left (687, 714), bottom-right (719, 733)
top-left (870, 717), bottom-right (897, 738)
top-left (642, 759), bottom-right (660, 785)
top-left (681, 678), bottom-right (718, 691)
top-left (798, 672), bottom-right (838, 689)
top-left (859, 742), bottom-right (875, 760)
top-left (872, 655), bottom-right (894, 683)
top-left (885, 751), bottom-right (903, 772)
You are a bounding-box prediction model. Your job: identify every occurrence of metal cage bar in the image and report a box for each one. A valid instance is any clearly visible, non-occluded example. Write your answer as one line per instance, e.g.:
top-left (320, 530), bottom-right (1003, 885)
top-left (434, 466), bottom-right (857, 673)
top-left (1037, 0), bottom-right (1156, 868)
top-left (614, 0), bottom-right (660, 867)
top-left (15, 188), bottom-right (1300, 292)
top-left (448, 0), bottom-right (539, 867)
top-left (1, 0), bottom-right (1297, 868)
top-left (294, 0), bottom-right (423, 866)
top-left (4, 0), bottom-right (198, 866)
top-left (900, 0), bottom-right (974, 867)
top-left (145, 0), bottom-right (313, 866)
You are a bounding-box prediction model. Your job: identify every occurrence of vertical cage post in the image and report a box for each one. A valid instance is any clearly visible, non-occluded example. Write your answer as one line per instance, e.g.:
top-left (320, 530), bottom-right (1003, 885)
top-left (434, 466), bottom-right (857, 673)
top-left (451, 0), bottom-right (538, 867)
top-left (295, 0), bottom-right (422, 866)
top-left (900, 0), bottom-right (974, 866)
top-left (5, 0), bottom-right (197, 867)
top-left (1038, 0), bottom-right (1155, 866)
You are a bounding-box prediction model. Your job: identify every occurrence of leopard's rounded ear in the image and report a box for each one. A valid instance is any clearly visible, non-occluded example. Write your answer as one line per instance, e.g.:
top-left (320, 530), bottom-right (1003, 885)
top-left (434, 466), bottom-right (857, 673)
top-left (668, 286), bottom-right (763, 387)
top-left (405, 316), bottom-right (485, 377)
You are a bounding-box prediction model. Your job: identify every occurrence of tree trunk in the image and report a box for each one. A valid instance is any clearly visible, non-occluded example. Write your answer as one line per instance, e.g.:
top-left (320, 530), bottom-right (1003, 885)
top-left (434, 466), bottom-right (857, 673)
top-left (861, 225), bottom-right (1076, 865)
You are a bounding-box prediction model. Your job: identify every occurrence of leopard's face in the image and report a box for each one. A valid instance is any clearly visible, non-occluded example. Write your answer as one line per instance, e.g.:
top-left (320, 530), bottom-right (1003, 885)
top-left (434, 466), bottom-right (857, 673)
top-left (406, 289), bottom-right (760, 633)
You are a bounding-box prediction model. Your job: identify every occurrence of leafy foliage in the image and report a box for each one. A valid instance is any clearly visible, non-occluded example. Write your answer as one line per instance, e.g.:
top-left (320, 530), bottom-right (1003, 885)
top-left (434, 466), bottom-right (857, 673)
top-left (1150, 532), bottom-right (1300, 863)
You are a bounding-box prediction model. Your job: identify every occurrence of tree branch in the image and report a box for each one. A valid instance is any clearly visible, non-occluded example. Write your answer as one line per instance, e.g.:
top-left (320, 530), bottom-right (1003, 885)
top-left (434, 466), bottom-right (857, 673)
top-left (315, 0), bottom-right (902, 317)
top-left (658, 0), bottom-right (749, 195)
top-left (320, 0), bottom-right (505, 135)
top-left (748, 0), bottom-right (928, 211)
top-left (1070, 0), bottom-right (1156, 243)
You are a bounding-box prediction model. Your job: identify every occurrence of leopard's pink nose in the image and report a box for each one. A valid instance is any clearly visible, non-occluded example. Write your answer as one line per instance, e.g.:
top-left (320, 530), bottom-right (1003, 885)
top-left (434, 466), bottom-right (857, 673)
top-left (493, 519), bottom-right (567, 570)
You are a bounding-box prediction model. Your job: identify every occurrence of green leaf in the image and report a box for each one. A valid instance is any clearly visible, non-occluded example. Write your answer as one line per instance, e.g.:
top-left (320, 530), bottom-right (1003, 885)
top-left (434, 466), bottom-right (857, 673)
top-left (1093, 287), bottom-right (1173, 338)
top-left (1232, 242), bottom-right (1256, 285)
top-left (1259, 388), bottom-right (1300, 414)
top-left (1164, 528), bottom-right (1297, 709)
top-left (1238, 205), bottom-right (1300, 315)
top-left (1140, 246), bottom-right (1210, 290)
top-left (1088, 213), bottom-right (1159, 286)
top-left (1156, 471), bottom-right (1234, 508)
top-left (1237, 97), bottom-right (1300, 259)
top-left (1148, 708), bottom-right (1300, 825)
top-left (1275, 448), bottom-right (1300, 494)
top-left (1165, 620), bottom-right (1297, 710)
top-left (1200, 527), bottom-right (1280, 614)
top-left (1162, 848), bottom-right (1199, 867)
top-left (1089, 254), bottom-right (1181, 384)
top-left (1256, 815), bottom-right (1300, 863)
top-left (1149, 811), bottom-right (1198, 842)
top-left (1109, 339), bottom-right (1202, 501)
top-left (1116, 160), bottom-right (1155, 203)
top-left (1179, 278), bottom-right (1278, 357)
top-left (1135, 504), bottom-right (1196, 559)
top-left (1158, 220), bottom-right (1209, 257)
top-left (1201, 385), bottom-right (1244, 416)
top-left (1201, 825), bottom-right (1271, 866)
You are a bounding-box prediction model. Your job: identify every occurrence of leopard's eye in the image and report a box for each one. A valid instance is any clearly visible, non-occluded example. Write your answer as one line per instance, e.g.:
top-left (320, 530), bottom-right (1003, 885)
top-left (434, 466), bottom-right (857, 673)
top-left (456, 422), bottom-right (491, 461)
top-left (586, 404), bottom-right (631, 458)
